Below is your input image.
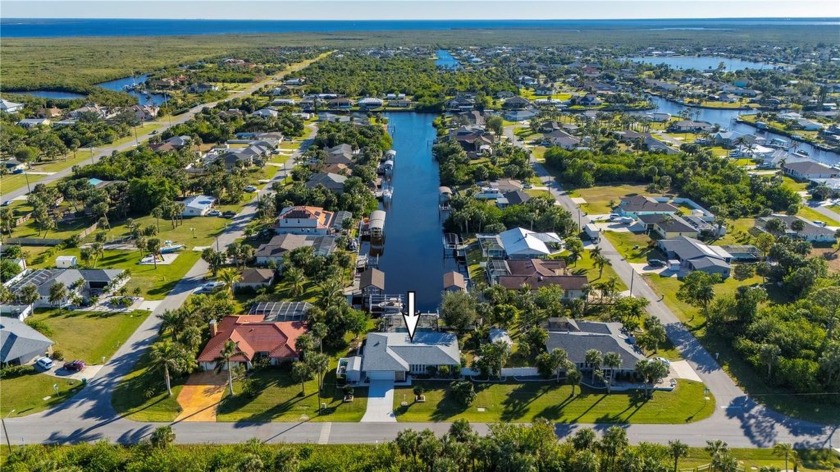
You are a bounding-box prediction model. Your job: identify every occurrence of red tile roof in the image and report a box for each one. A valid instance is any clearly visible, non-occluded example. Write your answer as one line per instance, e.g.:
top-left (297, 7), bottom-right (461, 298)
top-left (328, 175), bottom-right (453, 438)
top-left (197, 315), bottom-right (307, 363)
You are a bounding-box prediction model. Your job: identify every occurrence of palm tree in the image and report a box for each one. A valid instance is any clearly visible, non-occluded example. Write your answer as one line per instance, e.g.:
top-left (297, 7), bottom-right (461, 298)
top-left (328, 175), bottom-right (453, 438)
top-left (49, 282), bottom-right (67, 312)
top-left (311, 322), bottom-right (328, 353)
top-left (668, 440), bottom-right (688, 472)
top-left (149, 340), bottom-right (192, 397)
top-left (593, 253), bottom-right (611, 279)
top-left (151, 206), bottom-right (164, 233)
top-left (291, 360), bottom-right (311, 395)
top-left (584, 349), bottom-right (603, 384)
top-left (146, 238), bottom-right (162, 269)
top-left (284, 266), bottom-right (305, 297)
top-left (567, 368), bottom-right (582, 396)
top-left (306, 352), bottom-right (329, 413)
top-left (217, 268), bottom-right (240, 294)
top-left (20, 284), bottom-right (39, 316)
top-left (602, 352), bottom-right (621, 393)
top-left (217, 339), bottom-right (238, 396)
top-left (772, 442), bottom-right (795, 472)
top-left (705, 439), bottom-right (729, 472)
top-left (91, 242), bottom-right (104, 268)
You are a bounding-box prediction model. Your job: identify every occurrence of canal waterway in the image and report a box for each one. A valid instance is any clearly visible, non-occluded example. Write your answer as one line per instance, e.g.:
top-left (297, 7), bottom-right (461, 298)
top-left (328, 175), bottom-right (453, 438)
top-left (642, 96), bottom-right (840, 164)
top-left (629, 56), bottom-right (778, 71)
top-left (6, 90), bottom-right (87, 100)
top-left (97, 74), bottom-right (168, 106)
top-left (435, 50), bottom-right (460, 69)
top-left (378, 112), bottom-right (458, 311)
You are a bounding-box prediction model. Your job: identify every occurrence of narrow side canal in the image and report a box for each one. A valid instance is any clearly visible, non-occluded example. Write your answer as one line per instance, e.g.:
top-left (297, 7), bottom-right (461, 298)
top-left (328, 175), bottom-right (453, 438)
top-left (378, 112), bottom-right (458, 311)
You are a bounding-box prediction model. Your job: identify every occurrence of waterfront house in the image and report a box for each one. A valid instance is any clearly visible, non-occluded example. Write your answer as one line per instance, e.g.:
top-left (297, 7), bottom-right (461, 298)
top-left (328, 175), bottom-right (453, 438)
top-left (181, 195), bottom-right (215, 217)
top-left (545, 318), bottom-right (644, 378)
top-left (328, 98), bottom-right (353, 110)
top-left (782, 161), bottom-right (840, 181)
top-left (324, 144), bottom-right (355, 165)
top-left (451, 127), bottom-right (494, 153)
top-left (338, 331), bottom-right (460, 383)
top-left (254, 234), bottom-right (336, 266)
top-left (36, 107), bottom-right (63, 119)
top-left (197, 316), bottom-right (307, 371)
top-left (498, 227), bottom-right (563, 259)
top-left (657, 236), bottom-right (732, 278)
top-left (490, 259), bottom-right (587, 299)
top-left (755, 215), bottom-right (837, 243)
top-left (0, 99), bottom-right (24, 114)
top-left (275, 206), bottom-right (336, 235)
top-left (668, 120), bottom-right (716, 133)
top-left (0, 317), bottom-right (53, 365)
top-left (3, 268), bottom-right (128, 312)
top-left (306, 172), bottom-right (347, 194)
top-left (358, 97), bottom-right (384, 109)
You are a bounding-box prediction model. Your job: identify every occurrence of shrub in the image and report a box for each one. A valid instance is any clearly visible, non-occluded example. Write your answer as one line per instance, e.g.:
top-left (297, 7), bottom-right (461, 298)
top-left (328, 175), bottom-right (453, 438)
top-left (149, 425), bottom-right (175, 448)
top-left (343, 385), bottom-right (354, 396)
top-left (449, 380), bottom-right (476, 406)
top-left (51, 350), bottom-right (65, 361)
top-left (413, 385), bottom-right (424, 397)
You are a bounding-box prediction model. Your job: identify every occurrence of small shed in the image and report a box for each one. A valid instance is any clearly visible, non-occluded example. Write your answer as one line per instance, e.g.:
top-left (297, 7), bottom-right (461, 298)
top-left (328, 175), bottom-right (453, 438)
top-left (56, 255), bottom-right (78, 269)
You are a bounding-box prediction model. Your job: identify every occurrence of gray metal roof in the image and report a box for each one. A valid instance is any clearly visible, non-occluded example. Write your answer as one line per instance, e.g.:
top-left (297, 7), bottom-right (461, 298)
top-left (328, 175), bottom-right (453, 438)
top-left (361, 332), bottom-right (460, 372)
top-left (0, 317), bottom-right (54, 363)
top-left (546, 330), bottom-right (644, 369)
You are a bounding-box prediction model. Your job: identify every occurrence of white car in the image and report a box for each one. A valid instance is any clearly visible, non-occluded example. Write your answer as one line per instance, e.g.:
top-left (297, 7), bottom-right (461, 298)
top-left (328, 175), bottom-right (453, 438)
top-left (35, 357), bottom-right (54, 371)
top-left (199, 281), bottom-right (226, 293)
top-left (244, 185), bottom-right (258, 192)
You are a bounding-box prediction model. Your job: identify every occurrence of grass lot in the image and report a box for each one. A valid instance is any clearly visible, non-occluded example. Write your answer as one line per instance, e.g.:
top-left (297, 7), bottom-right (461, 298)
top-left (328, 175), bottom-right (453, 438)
top-left (393, 379), bottom-right (714, 424)
top-left (111, 352), bottom-right (185, 422)
top-left (710, 217), bottom-right (756, 246)
top-left (38, 248), bottom-right (201, 300)
top-left (217, 362), bottom-right (368, 423)
top-left (568, 184), bottom-right (660, 216)
top-left (0, 367), bottom-right (83, 417)
top-left (564, 249), bottom-right (628, 291)
top-left (25, 309), bottom-right (150, 365)
top-left (798, 205), bottom-right (840, 226)
top-left (603, 230), bottom-right (655, 263)
top-left (683, 448), bottom-right (837, 472)
top-left (99, 214), bottom-right (229, 248)
top-left (782, 176), bottom-right (809, 192)
top-left (643, 273), bottom-right (840, 423)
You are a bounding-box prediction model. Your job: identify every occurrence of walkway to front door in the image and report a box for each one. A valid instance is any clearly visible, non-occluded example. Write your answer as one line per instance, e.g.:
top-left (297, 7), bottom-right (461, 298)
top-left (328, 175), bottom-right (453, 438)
top-left (360, 379), bottom-right (396, 422)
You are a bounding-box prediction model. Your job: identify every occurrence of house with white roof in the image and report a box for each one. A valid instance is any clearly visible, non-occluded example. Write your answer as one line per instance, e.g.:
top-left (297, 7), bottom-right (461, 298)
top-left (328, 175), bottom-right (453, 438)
top-left (0, 99), bottom-right (24, 114)
top-left (181, 195), bottom-right (216, 217)
top-left (496, 227), bottom-right (563, 259)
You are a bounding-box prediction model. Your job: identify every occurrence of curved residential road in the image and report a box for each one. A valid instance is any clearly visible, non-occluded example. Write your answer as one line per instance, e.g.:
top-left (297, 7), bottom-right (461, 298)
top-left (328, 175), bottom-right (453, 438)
top-left (0, 54), bottom-right (327, 203)
top-left (1, 123), bottom-right (836, 450)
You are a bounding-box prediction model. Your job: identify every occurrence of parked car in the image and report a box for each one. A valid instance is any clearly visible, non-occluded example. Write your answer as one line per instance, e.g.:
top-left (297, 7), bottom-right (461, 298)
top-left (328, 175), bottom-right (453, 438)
top-left (1, 200), bottom-right (10, 207)
top-left (63, 360), bottom-right (86, 372)
top-left (608, 213), bottom-right (620, 221)
top-left (222, 211), bottom-right (237, 219)
top-left (35, 357), bottom-right (54, 371)
top-left (648, 259), bottom-right (666, 267)
top-left (207, 209), bottom-right (222, 217)
top-left (199, 281), bottom-right (226, 293)
top-left (812, 220), bottom-right (827, 227)
top-left (244, 185), bottom-right (258, 192)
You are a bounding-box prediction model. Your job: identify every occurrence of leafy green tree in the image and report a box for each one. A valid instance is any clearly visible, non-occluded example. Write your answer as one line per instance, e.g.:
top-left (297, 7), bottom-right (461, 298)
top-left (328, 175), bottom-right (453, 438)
top-left (146, 238), bottom-right (162, 269)
top-left (676, 271), bottom-right (720, 316)
top-left (284, 266), bottom-right (306, 297)
top-left (772, 443), bottom-right (796, 472)
top-left (449, 380), bottom-right (476, 406)
top-left (441, 291), bottom-right (477, 333)
top-left (759, 343), bottom-right (781, 379)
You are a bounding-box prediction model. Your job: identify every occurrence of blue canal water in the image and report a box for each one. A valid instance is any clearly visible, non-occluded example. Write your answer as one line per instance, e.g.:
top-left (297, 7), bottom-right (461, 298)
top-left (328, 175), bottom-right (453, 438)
top-left (630, 56), bottom-right (777, 71)
top-left (97, 75), bottom-right (168, 106)
top-left (2, 18), bottom-right (837, 38)
top-left (644, 96), bottom-right (840, 164)
top-left (378, 113), bottom-right (458, 311)
top-left (435, 50), bottom-right (460, 69)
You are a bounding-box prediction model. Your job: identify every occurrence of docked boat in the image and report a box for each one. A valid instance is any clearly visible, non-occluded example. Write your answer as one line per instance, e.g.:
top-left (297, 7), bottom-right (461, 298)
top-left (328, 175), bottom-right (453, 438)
top-left (385, 149), bottom-right (396, 161)
top-left (767, 137), bottom-right (791, 150)
top-left (376, 297), bottom-right (403, 314)
top-left (382, 187), bottom-right (393, 204)
top-left (793, 149), bottom-right (810, 158)
top-left (369, 210), bottom-right (386, 245)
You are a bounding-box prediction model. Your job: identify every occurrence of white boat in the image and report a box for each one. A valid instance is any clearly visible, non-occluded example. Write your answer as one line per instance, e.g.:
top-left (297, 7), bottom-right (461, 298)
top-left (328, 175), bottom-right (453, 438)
top-left (377, 298), bottom-right (403, 313)
top-left (793, 149), bottom-right (810, 158)
top-left (383, 187), bottom-right (393, 204)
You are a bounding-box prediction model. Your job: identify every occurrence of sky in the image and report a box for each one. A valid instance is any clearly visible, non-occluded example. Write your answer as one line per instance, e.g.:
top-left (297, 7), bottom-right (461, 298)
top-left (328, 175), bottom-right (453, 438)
top-left (3, 0), bottom-right (839, 20)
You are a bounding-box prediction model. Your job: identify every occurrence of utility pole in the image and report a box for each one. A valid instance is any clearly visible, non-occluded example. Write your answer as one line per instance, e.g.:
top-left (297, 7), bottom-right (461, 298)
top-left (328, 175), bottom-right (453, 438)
top-left (2, 409), bottom-right (15, 455)
top-left (629, 269), bottom-right (635, 296)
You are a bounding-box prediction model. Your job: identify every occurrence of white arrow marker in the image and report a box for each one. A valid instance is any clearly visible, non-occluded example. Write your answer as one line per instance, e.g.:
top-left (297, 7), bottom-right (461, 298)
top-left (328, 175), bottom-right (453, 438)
top-left (402, 291), bottom-right (419, 342)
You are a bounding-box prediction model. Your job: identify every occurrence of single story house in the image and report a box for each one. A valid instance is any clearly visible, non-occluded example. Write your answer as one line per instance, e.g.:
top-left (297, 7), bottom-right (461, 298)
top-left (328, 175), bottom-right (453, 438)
top-left (306, 172), bottom-right (347, 194)
top-left (615, 195), bottom-right (678, 217)
top-left (638, 214), bottom-right (699, 239)
top-left (657, 236), bottom-right (732, 278)
top-left (668, 120), bottom-right (716, 133)
top-left (719, 245), bottom-right (761, 262)
top-left (182, 195), bottom-right (216, 217)
top-left (338, 331), bottom-right (460, 382)
top-left (234, 268), bottom-right (276, 291)
top-left (358, 97), bottom-right (384, 109)
top-left (3, 268), bottom-right (127, 310)
top-left (255, 234), bottom-right (336, 266)
top-left (1, 159), bottom-right (26, 173)
top-left (492, 259), bottom-right (587, 299)
top-left (1, 317), bottom-right (54, 365)
top-left (545, 318), bottom-right (645, 377)
top-left (0, 99), bottom-right (25, 114)
top-left (197, 316), bottom-right (307, 371)
top-left (502, 96), bottom-right (532, 110)
top-left (542, 130), bottom-right (581, 150)
top-left (755, 215), bottom-right (837, 243)
top-left (17, 118), bottom-right (51, 128)
top-left (782, 161), bottom-right (840, 181)
top-left (275, 206), bottom-right (336, 235)
top-left (450, 127), bottom-right (494, 153)
top-left (498, 227), bottom-right (563, 259)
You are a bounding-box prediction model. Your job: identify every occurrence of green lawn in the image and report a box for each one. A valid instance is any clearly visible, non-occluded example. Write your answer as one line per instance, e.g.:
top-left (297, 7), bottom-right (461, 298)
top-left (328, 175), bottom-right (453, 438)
top-left (393, 379), bottom-right (714, 424)
top-left (0, 366), bottom-right (83, 417)
top-left (216, 362), bottom-right (368, 423)
top-left (683, 448), bottom-right (837, 472)
top-left (710, 217), bottom-right (756, 245)
top-left (111, 352), bottom-right (185, 422)
top-left (99, 214), bottom-right (230, 248)
top-left (798, 205), bottom-right (840, 227)
top-left (564, 249), bottom-right (628, 290)
top-left (568, 184), bottom-right (660, 216)
top-left (644, 273), bottom-right (840, 424)
top-left (603, 230), bottom-right (655, 263)
top-left (25, 309), bottom-right (150, 365)
top-left (38, 248), bottom-right (201, 300)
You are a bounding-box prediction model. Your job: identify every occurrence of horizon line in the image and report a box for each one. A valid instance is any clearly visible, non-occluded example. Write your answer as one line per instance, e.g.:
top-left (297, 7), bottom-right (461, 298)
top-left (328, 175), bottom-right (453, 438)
top-left (3, 16), bottom-right (839, 21)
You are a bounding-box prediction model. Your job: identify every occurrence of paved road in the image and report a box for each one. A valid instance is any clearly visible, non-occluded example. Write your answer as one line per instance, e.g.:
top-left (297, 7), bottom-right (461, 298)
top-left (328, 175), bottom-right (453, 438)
top-left (0, 55), bottom-right (324, 203)
top-left (3, 122), bottom-right (837, 450)
top-left (503, 127), bottom-right (837, 449)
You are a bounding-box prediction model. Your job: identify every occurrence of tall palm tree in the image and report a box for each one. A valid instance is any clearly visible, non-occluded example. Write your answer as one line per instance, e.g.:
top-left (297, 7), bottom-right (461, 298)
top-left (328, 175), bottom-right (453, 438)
top-left (284, 266), bottom-right (305, 297)
top-left (668, 440), bottom-right (689, 472)
top-left (217, 268), bottom-right (240, 294)
top-left (549, 348), bottom-right (569, 383)
top-left (147, 238), bottom-right (162, 269)
top-left (49, 282), bottom-right (68, 312)
top-left (584, 349), bottom-right (603, 384)
top-left (217, 339), bottom-right (239, 396)
top-left (602, 352), bottom-right (621, 393)
top-left (311, 322), bottom-right (328, 353)
top-left (291, 360), bottom-right (311, 395)
top-left (306, 352), bottom-right (329, 413)
top-left (593, 253), bottom-right (611, 279)
top-left (20, 284), bottom-right (40, 316)
top-left (772, 442), bottom-right (795, 472)
top-left (149, 340), bottom-right (192, 397)
top-left (91, 242), bottom-right (104, 268)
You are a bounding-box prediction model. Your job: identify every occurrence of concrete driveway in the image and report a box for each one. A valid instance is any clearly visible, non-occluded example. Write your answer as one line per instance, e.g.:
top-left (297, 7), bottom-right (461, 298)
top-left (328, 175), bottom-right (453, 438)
top-left (175, 371), bottom-right (227, 422)
top-left (360, 379), bottom-right (396, 423)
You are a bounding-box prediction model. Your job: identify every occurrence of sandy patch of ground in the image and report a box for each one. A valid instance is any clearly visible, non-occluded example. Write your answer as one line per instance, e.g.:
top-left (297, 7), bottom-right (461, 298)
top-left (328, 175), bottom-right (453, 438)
top-left (175, 371), bottom-right (228, 422)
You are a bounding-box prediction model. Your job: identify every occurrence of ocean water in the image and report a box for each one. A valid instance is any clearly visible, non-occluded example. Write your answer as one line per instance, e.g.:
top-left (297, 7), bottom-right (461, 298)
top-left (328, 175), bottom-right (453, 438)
top-left (1, 18), bottom-right (837, 38)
